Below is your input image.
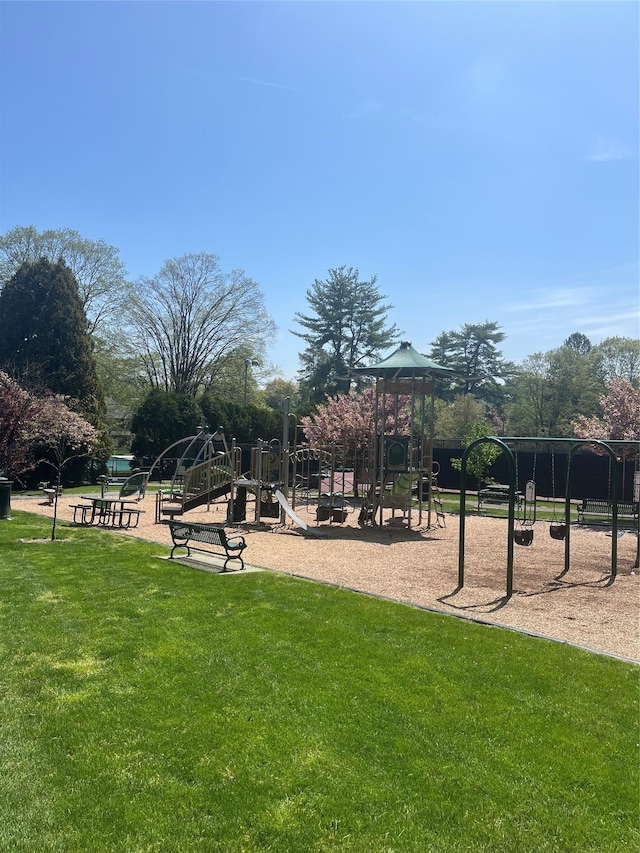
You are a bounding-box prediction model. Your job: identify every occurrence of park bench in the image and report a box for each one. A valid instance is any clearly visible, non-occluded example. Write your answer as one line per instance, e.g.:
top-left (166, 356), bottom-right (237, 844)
top-left (167, 520), bottom-right (247, 571)
top-left (577, 498), bottom-right (638, 523)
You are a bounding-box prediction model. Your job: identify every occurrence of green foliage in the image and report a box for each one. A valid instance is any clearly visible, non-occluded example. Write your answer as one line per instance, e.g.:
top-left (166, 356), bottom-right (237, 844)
top-left (262, 376), bottom-right (301, 410)
top-left (0, 225), bottom-right (129, 336)
top-left (435, 394), bottom-right (490, 439)
top-left (293, 266), bottom-right (400, 403)
top-left (199, 396), bottom-right (283, 445)
top-left (591, 336), bottom-right (640, 384)
top-left (506, 346), bottom-right (604, 437)
top-left (130, 389), bottom-right (203, 459)
top-left (428, 321), bottom-right (515, 408)
top-left (564, 332), bottom-right (592, 355)
top-left (450, 422), bottom-right (503, 486)
top-left (0, 258), bottom-right (111, 460)
top-left (1, 512), bottom-right (638, 852)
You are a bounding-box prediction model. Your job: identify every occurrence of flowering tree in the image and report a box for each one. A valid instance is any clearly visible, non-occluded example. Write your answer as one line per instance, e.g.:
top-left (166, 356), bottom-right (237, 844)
top-left (0, 371), bottom-right (40, 482)
top-left (301, 388), bottom-right (411, 454)
top-left (572, 378), bottom-right (640, 458)
top-left (300, 388), bottom-right (412, 493)
top-left (0, 371), bottom-right (98, 538)
top-left (29, 394), bottom-right (98, 539)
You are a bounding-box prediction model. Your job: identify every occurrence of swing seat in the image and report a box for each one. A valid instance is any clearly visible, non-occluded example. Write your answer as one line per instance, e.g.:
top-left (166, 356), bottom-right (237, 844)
top-left (514, 528), bottom-right (534, 547)
top-left (549, 523), bottom-right (566, 541)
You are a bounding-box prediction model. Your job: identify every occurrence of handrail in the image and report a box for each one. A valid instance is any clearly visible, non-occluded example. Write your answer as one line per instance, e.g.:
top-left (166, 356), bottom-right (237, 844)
top-left (181, 451), bottom-right (240, 510)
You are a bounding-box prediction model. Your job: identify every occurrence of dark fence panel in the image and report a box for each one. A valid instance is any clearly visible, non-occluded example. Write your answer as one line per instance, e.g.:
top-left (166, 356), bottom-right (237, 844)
top-left (434, 446), bottom-right (637, 501)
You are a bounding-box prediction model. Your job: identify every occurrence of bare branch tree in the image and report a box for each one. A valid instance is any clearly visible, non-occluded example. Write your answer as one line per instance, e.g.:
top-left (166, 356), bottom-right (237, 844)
top-left (128, 253), bottom-right (275, 395)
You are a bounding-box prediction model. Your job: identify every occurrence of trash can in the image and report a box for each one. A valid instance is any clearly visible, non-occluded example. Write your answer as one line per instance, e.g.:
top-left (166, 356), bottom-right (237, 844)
top-left (0, 477), bottom-right (12, 520)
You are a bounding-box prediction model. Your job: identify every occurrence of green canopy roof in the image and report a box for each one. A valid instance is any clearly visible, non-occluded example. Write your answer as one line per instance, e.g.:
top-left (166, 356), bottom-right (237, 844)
top-left (352, 341), bottom-right (454, 378)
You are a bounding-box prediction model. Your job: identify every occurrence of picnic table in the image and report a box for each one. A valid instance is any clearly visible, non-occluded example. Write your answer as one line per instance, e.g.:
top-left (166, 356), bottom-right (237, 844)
top-left (72, 494), bottom-right (142, 529)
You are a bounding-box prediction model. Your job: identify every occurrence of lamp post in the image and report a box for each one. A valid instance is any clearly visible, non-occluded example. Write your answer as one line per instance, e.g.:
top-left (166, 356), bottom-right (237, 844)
top-left (244, 358), bottom-right (259, 406)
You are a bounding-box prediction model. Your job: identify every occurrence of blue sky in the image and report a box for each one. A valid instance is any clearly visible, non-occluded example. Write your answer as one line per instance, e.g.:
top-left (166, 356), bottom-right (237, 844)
top-left (1, 1), bottom-right (638, 382)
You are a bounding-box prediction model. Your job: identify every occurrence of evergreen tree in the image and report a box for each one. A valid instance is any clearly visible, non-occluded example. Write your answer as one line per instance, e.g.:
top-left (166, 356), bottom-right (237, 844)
top-left (428, 321), bottom-right (515, 408)
top-left (0, 258), bottom-right (111, 458)
top-left (130, 389), bottom-right (203, 460)
top-left (198, 396), bottom-right (283, 445)
top-left (563, 332), bottom-right (592, 355)
top-left (0, 225), bottom-right (129, 336)
top-left (292, 267), bottom-right (400, 403)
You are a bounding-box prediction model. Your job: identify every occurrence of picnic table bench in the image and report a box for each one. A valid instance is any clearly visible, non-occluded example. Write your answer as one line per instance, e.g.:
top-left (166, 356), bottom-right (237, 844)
top-left (167, 520), bottom-right (247, 571)
top-left (41, 486), bottom-right (63, 505)
top-left (577, 498), bottom-right (638, 522)
top-left (70, 497), bottom-right (142, 529)
top-left (478, 485), bottom-right (523, 511)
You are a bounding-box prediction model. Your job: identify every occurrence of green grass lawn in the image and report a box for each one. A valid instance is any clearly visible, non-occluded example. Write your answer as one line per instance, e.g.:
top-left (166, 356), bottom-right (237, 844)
top-left (1, 511), bottom-right (638, 852)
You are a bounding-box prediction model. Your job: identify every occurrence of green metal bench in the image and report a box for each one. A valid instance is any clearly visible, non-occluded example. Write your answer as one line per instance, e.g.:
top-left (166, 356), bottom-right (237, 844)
top-left (167, 520), bottom-right (247, 571)
top-left (577, 499), bottom-right (638, 522)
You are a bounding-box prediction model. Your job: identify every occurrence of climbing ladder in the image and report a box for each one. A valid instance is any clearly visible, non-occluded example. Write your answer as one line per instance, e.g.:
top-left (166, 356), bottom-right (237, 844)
top-left (430, 473), bottom-right (446, 528)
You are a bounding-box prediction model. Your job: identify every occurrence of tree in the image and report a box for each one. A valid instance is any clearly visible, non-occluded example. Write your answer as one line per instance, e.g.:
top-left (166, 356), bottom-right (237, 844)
top-left (128, 253), bottom-right (274, 396)
top-left (198, 397), bottom-right (282, 446)
top-left (505, 346), bottom-right (604, 437)
top-left (29, 394), bottom-right (98, 540)
top-left (503, 354), bottom-right (549, 436)
top-left (292, 267), bottom-right (400, 402)
top-left (591, 336), bottom-right (640, 384)
top-left (196, 345), bottom-right (264, 405)
top-left (130, 389), bottom-right (203, 460)
top-left (300, 388), bottom-right (411, 483)
top-left (0, 225), bottom-right (129, 336)
top-left (0, 371), bottom-right (40, 482)
top-left (262, 377), bottom-right (301, 411)
top-left (0, 259), bottom-right (111, 458)
top-left (434, 394), bottom-right (491, 439)
top-left (573, 378), bottom-right (640, 446)
top-left (0, 371), bottom-right (97, 536)
top-left (563, 332), bottom-right (592, 355)
top-left (428, 321), bottom-right (515, 408)
top-left (450, 423), bottom-right (503, 488)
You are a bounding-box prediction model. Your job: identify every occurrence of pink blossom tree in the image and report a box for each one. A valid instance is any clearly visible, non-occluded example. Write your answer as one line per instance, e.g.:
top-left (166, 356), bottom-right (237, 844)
top-left (0, 371), bottom-right (40, 483)
top-left (0, 373), bottom-right (98, 538)
top-left (300, 388), bottom-right (412, 493)
top-left (572, 377), bottom-right (640, 459)
top-left (28, 394), bottom-right (98, 539)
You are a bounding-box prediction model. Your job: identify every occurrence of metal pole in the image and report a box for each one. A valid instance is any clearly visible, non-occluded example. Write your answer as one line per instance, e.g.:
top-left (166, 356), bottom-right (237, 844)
top-left (458, 437), bottom-right (516, 597)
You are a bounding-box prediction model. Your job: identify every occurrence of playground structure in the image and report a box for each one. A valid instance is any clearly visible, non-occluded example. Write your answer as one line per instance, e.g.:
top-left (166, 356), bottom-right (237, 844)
top-left (138, 342), bottom-right (456, 533)
top-left (147, 427), bottom-right (240, 522)
top-left (458, 436), bottom-right (640, 597)
top-left (145, 423), bottom-right (443, 536)
top-left (350, 341), bottom-right (454, 529)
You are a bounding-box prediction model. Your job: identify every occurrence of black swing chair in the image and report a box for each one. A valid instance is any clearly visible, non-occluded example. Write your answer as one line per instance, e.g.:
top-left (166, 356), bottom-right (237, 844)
top-left (549, 446), bottom-right (567, 540)
top-left (514, 450), bottom-right (536, 547)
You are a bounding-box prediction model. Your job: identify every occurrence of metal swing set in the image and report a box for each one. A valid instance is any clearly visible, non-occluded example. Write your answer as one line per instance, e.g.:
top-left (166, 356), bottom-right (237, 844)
top-left (458, 436), bottom-right (637, 598)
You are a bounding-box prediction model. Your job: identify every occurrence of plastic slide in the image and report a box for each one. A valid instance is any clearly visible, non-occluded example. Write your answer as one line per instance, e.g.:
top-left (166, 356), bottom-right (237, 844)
top-left (273, 488), bottom-right (325, 537)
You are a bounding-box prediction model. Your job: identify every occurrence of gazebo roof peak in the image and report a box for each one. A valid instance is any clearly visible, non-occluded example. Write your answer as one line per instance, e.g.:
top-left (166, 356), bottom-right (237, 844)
top-left (353, 341), bottom-right (453, 378)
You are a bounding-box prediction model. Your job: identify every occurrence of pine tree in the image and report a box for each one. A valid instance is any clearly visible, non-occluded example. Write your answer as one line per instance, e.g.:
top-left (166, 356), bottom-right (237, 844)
top-left (292, 266), bottom-right (400, 402)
